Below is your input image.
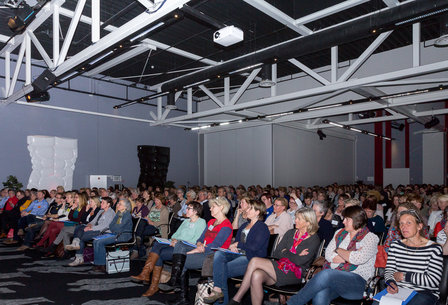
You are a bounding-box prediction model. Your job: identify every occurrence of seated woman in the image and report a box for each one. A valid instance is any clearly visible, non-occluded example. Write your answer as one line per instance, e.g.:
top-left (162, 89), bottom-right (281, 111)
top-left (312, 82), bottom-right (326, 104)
top-left (130, 201), bottom-right (206, 297)
top-left (51, 195), bottom-right (99, 253)
top-left (229, 207), bottom-right (320, 305)
top-left (158, 197), bottom-right (233, 305)
top-left (287, 206), bottom-right (379, 305)
top-left (67, 197), bottom-right (116, 266)
top-left (134, 193), bottom-right (169, 258)
top-left (92, 198), bottom-right (133, 273)
top-left (434, 205), bottom-right (448, 238)
top-left (287, 197), bottom-right (300, 225)
top-left (362, 197), bottom-right (386, 234)
top-left (232, 195), bottom-right (250, 229)
top-left (312, 200), bottom-right (334, 246)
top-left (204, 199), bottom-right (270, 305)
top-left (376, 209), bottom-right (443, 305)
top-left (265, 197), bottom-right (293, 240)
top-left (383, 202), bottom-right (429, 252)
top-left (40, 194), bottom-right (90, 256)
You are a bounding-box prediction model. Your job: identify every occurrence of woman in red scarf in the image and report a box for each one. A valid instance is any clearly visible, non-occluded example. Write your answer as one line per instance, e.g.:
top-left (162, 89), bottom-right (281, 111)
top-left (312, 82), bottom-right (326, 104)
top-left (229, 207), bottom-right (320, 305)
top-left (287, 206), bottom-right (379, 305)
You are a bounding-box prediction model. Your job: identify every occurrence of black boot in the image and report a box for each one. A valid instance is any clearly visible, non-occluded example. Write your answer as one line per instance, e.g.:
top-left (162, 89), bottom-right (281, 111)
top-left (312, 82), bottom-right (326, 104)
top-left (159, 254), bottom-right (186, 292)
top-left (166, 270), bottom-right (189, 305)
top-left (40, 243), bottom-right (57, 254)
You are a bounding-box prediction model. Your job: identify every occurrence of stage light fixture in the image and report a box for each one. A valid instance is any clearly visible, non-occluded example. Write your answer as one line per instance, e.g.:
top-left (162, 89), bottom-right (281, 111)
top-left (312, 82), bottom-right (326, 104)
top-left (26, 90), bottom-right (49, 103)
top-left (317, 129), bottom-right (326, 140)
top-left (391, 122), bottom-right (405, 131)
top-left (7, 2), bottom-right (35, 33)
top-left (424, 116), bottom-right (440, 129)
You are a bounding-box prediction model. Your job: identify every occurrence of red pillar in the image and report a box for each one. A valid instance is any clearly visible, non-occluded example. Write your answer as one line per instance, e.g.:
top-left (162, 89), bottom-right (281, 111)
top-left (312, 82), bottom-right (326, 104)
top-left (374, 111), bottom-right (383, 186)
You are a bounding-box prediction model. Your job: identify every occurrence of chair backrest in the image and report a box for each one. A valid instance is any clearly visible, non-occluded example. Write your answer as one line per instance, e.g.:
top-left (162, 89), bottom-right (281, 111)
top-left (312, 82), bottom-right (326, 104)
top-left (439, 255), bottom-right (448, 304)
top-left (267, 234), bottom-right (279, 256)
top-left (316, 239), bottom-right (326, 258)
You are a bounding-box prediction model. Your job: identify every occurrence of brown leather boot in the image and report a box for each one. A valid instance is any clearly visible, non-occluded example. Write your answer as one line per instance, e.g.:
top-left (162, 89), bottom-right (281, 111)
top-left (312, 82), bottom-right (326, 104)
top-left (142, 265), bottom-right (162, 297)
top-left (130, 252), bottom-right (159, 284)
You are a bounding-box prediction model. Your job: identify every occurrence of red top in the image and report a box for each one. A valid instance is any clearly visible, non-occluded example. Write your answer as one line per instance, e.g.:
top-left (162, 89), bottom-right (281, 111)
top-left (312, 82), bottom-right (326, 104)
top-left (434, 221), bottom-right (444, 237)
top-left (203, 218), bottom-right (233, 249)
top-left (4, 196), bottom-right (18, 211)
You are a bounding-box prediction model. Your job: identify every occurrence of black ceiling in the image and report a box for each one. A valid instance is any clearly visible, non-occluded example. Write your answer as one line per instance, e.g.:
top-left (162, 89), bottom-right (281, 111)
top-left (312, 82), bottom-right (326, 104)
top-left (0, 0), bottom-right (444, 98)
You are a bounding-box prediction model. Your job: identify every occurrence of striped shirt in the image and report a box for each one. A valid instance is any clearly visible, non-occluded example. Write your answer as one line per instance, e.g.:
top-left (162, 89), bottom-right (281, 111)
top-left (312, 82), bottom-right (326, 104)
top-left (385, 240), bottom-right (443, 297)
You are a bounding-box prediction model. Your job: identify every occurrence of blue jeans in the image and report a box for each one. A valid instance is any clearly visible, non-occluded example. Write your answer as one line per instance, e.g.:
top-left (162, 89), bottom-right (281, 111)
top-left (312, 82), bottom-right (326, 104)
top-left (93, 235), bottom-right (116, 265)
top-left (151, 241), bottom-right (175, 266)
top-left (75, 229), bottom-right (101, 255)
top-left (287, 269), bottom-right (366, 305)
top-left (372, 291), bottom-right (438, 305)
top-left (213, 251), bottom-right (249, 305)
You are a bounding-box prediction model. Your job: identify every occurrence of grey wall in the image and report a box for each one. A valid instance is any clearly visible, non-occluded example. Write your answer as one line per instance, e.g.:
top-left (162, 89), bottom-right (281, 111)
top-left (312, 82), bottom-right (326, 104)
top-left (204, 125), bottom-right (273, 186)
top-left (273, 124), bottom-right (355, 186)
top-left (203, 123), bottom-right (355, 187)
top-left (0, 75), bottom-right (198, 189)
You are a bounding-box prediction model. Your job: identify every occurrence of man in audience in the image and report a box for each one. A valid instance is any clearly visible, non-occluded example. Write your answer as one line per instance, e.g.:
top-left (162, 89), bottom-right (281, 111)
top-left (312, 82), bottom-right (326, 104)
top-left (17, 190), bottom-right (49, 235)
top-left (198, 190), bottom-right (212, 222)
top-left (0, 189), bottom-right (19, 237)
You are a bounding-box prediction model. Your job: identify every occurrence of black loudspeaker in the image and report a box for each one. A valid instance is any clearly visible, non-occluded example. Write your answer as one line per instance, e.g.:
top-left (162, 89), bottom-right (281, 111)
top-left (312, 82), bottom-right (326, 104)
top-left (137, 145), bottom-right (170, 188)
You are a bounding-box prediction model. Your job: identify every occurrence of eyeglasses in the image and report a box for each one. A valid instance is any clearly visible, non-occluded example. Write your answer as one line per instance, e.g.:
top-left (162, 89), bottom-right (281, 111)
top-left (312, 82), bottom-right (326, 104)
top-left (399, 209), bottom-right (422, 223)
top-left (186, 207), bottom-right (193, 210)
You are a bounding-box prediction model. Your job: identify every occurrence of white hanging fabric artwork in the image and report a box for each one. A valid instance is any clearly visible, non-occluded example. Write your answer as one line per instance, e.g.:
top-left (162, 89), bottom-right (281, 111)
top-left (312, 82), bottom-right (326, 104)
top-left (27, 136), bottom-right (78, 191)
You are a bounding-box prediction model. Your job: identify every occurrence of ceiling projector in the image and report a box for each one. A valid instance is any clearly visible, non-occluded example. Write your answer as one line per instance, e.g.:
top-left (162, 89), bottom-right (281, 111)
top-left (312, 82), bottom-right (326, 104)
top-left (213, 25), bottom-right (244, 47)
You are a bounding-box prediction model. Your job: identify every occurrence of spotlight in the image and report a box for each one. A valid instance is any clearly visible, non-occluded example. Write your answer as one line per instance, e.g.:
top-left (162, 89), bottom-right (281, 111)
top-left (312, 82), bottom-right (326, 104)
top-left (317, 129), bottom-right (326, 140)
top-left (357, 111), bottom-right (376, 119)
top-left (166, 92), bottom-right (177, 110)
top-left (424, 116), bottom-right (440, 129)
top-left (391, 122), bottom-right (405, 131)
top-left (7, 2), bottom-right (35, 33)
top-left (26, 90), bottom-right (49, 103)
top-left (259, 64), bottom-right (276, 88)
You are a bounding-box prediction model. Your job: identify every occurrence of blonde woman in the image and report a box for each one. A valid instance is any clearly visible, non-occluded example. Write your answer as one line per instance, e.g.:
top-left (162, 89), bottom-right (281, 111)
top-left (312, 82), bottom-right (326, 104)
top-left (230, 207), bottom-right (320, 305)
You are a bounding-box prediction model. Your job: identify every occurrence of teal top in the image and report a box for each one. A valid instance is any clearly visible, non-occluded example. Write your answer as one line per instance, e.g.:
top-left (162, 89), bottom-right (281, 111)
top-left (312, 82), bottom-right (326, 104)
top-left (171, 217), bottom-right (207, 244)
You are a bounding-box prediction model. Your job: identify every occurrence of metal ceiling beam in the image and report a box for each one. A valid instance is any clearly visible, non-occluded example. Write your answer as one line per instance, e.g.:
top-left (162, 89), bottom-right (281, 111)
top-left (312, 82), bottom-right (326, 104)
top-left (52, 0), bottom-right (192, 77)
top-left (308, 114), bottom-right (407, 129)
top-left (160, 0), bottom-right (448, 93)
top-left (243, 0), bottom-right (313, 36)
top-left (288, 59), bottom-right (330, 85)
top-left (294, 0), bottom-right (370, 26)
top-left (152, 58), bottom-right (448, 126)
top-left (84, 43), bottom-right (156, 76)
top-left (338, 30), bottom-right (393, 82)
top-left (0, 0), bottom-right (65, 56)
top-left (271, 88), bottom-right (448, 124)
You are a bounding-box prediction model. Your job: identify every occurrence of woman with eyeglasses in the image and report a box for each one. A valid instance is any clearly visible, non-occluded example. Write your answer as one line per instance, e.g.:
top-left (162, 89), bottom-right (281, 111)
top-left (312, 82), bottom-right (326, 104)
top-left (130, 201), bottom-right (206, 297)
top-left (375, 209), bottom-right (443, 305)
top-left (383, 202), bottom-right (429, 252)
top-left (265, 197), bottom-right (293, 240)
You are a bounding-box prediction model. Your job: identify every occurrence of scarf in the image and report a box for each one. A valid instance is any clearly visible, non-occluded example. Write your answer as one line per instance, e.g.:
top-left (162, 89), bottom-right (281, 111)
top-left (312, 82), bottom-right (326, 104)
top-left (276, 231), bottom-right (309, 279)
top-left (323, 226), bottom-right (370, 272)
top-left (289, 231), bottom-right (309, 254)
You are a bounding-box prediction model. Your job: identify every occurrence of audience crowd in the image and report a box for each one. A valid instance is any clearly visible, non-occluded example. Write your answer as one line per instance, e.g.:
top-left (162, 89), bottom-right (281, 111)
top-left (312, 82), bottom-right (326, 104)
top-left (1, 182), bottom-right (447, 305)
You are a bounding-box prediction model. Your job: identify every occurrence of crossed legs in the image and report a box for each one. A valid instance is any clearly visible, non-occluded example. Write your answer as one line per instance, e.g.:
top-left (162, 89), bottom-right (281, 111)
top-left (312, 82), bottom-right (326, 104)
top-left (231, 257), bottom-right (277, 305)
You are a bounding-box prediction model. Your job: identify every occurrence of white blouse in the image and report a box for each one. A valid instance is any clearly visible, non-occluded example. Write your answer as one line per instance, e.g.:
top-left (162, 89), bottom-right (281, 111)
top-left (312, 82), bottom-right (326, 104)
top-left (325, 228), bottom-right (379, 281)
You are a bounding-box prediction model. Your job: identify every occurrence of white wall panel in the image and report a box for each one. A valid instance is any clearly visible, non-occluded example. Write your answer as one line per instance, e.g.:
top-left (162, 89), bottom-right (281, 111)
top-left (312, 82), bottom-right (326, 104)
top-left (204, 125), bottom-right (272, 186)
top-left (423, 132), bottom-right (446, 184)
